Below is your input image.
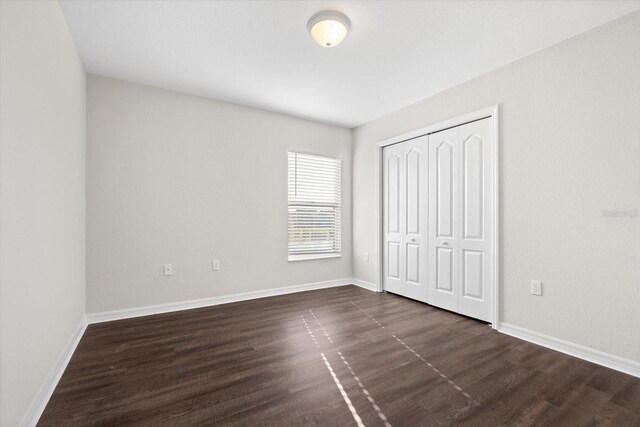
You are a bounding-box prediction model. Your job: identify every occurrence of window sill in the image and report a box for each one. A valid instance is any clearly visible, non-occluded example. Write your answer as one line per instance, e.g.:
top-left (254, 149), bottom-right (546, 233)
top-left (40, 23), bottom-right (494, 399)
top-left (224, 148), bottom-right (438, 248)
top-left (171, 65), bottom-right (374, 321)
top-left (288, 253), bottom-right (342, 262)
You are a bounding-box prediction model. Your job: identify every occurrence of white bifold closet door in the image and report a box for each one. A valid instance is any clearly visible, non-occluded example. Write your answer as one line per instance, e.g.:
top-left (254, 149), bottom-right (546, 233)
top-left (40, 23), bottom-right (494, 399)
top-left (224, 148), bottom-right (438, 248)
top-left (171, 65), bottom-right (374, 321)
top-left (428, 118), bottom-right (493, 322)
top-left (382, 135), bottom-right (428, 303)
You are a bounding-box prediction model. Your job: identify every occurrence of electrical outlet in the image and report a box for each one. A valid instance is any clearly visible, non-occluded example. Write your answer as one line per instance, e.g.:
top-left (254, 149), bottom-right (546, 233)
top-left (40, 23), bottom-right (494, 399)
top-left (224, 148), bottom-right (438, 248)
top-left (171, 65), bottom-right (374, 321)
top-left (164, 264), bottom-right (173, 276)
top-left (530, 280), bottom-right (542, 296)
top-left (364, 252), bottom-right (369, 262)
top-left (212, 260), bottom-right (220, 271)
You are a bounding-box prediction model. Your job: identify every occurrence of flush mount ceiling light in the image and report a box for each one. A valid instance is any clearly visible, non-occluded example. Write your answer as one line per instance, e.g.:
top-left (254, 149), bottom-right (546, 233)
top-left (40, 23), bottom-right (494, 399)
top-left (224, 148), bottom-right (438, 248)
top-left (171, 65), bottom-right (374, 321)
top-left (307, 11), bottom-right (350, 48)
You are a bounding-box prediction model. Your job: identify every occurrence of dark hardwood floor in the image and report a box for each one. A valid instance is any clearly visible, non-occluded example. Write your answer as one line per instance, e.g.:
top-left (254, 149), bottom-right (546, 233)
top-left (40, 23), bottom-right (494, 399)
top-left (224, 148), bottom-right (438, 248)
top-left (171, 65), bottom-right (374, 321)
top-left (39, 286), bottom-right (640, 426)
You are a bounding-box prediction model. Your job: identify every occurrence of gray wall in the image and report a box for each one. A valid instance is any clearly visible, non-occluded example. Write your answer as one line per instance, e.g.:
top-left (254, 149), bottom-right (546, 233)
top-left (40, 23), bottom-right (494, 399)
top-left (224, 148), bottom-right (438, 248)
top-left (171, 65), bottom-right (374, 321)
top-left (352, 12), bottom-right (640, 362)
top-left (0, 1), bottom-right (87, 425)
top-left (86, 75), bottom-right (352, 313)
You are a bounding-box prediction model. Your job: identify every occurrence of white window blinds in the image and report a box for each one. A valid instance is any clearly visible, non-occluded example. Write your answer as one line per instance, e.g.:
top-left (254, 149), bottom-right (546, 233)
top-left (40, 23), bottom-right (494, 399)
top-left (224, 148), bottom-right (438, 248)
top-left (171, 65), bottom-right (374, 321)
top-left (288, 151), bottom-right (341, 260)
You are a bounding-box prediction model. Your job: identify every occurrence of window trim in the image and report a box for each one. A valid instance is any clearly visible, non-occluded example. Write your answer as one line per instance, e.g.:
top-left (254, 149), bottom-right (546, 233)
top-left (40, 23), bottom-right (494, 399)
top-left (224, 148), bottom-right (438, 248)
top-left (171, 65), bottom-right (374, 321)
top-left (288, 253), bottom-right (342, 262)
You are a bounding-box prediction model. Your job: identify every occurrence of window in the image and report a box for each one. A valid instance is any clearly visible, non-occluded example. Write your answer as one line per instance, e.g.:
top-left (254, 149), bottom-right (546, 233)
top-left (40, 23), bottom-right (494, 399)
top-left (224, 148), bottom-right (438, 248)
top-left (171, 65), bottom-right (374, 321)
top-left (288, 151), bottom-right (341, 261)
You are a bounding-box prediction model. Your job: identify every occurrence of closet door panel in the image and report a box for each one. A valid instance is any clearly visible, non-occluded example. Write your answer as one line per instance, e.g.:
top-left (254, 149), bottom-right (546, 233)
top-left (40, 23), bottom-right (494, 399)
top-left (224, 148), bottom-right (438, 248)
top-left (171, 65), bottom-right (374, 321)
top-left (387, 154), bottom-right (401, 233)
top-left (457, 118), bottom-right (493, 322)
top-left (436, 140), bottom-right (454, 239)
top-left (383, 136), bottom-right (428, 302)
top-left (406, 148), bottom-right (421, 235)
top-left (463, 133), bottom-right (484, 240)
top-left (406, 243), bottom-right (420, 284)
top-left (383, 147), bottom-right (405, 295)
top-left (404, 141), bottom-right (426, 292)
top-left (428, 127), bottom-right (458, 311)
top-left (436, 247), bottom-right (454, 292)
top-left (388, 241), bottom-right (400, 279)
top-left (462, 250), bottom-right (483, 299)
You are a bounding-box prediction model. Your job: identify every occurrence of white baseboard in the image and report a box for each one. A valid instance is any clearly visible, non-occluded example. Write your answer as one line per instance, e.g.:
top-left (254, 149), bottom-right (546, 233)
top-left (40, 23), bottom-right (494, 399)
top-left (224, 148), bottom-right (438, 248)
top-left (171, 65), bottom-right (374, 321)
top-left (499, 323), bottom-right (640, 378)
top-left (21, 316), bottom-right (88, 427)
top-left (350, 278), bottom-right (379, 292)
top-left (87, 278), bottom-right (376, 324)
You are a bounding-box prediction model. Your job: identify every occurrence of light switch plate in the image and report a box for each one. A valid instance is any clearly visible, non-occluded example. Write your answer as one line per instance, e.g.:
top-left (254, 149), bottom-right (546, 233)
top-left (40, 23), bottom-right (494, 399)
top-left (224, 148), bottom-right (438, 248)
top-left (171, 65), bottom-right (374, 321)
top-left (364, 252), bottom-right (369, 262)
top-left (212, 260), bottom-right (220, 271)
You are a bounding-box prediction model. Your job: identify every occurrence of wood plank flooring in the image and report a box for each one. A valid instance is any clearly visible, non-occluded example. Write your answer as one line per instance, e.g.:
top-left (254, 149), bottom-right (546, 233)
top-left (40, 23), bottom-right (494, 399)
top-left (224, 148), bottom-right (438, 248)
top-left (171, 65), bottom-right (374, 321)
top-left (39, 286), bottom-right (640, 426)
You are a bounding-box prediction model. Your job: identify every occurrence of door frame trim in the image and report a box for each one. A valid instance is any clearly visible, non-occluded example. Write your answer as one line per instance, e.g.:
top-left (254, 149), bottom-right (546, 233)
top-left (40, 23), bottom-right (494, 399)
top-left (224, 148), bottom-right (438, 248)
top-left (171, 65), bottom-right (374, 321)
top-left (374, 105), bottom-right (500, 329)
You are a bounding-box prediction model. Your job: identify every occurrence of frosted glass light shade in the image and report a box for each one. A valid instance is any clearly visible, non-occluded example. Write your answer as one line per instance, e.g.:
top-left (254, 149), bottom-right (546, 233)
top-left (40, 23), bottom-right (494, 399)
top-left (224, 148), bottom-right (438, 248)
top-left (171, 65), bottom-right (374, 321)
top-left (307, 11), bottom-right (350, 48)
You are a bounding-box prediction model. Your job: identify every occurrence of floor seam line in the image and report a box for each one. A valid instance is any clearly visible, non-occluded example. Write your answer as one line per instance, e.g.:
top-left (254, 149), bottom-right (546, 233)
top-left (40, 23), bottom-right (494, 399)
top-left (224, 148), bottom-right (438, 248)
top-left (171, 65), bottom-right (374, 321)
top-left (301, 314), bottom-right (364, 426)
top-left (350, 300), bottom-right (479, 407)
top-left (306, 309), bottom-right (393, 426)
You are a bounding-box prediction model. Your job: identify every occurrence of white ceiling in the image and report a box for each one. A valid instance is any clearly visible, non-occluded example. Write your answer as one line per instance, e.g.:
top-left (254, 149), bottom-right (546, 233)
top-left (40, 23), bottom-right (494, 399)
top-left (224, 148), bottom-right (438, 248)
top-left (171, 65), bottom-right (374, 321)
top-left (58, 1), bottom-right (640, 128)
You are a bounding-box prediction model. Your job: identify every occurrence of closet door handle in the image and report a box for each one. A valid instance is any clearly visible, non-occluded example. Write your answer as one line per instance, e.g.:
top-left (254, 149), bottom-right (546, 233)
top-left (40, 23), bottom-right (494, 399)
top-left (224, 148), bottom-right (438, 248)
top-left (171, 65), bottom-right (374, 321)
top-left (443, 242), bottom-right (449, 246)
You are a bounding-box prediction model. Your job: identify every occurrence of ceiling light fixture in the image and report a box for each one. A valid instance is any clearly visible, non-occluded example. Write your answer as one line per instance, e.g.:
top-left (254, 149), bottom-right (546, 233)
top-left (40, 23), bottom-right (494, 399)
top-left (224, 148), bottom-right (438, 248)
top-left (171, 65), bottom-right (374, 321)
top-left (307, 11), bottom-right (350, 48)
